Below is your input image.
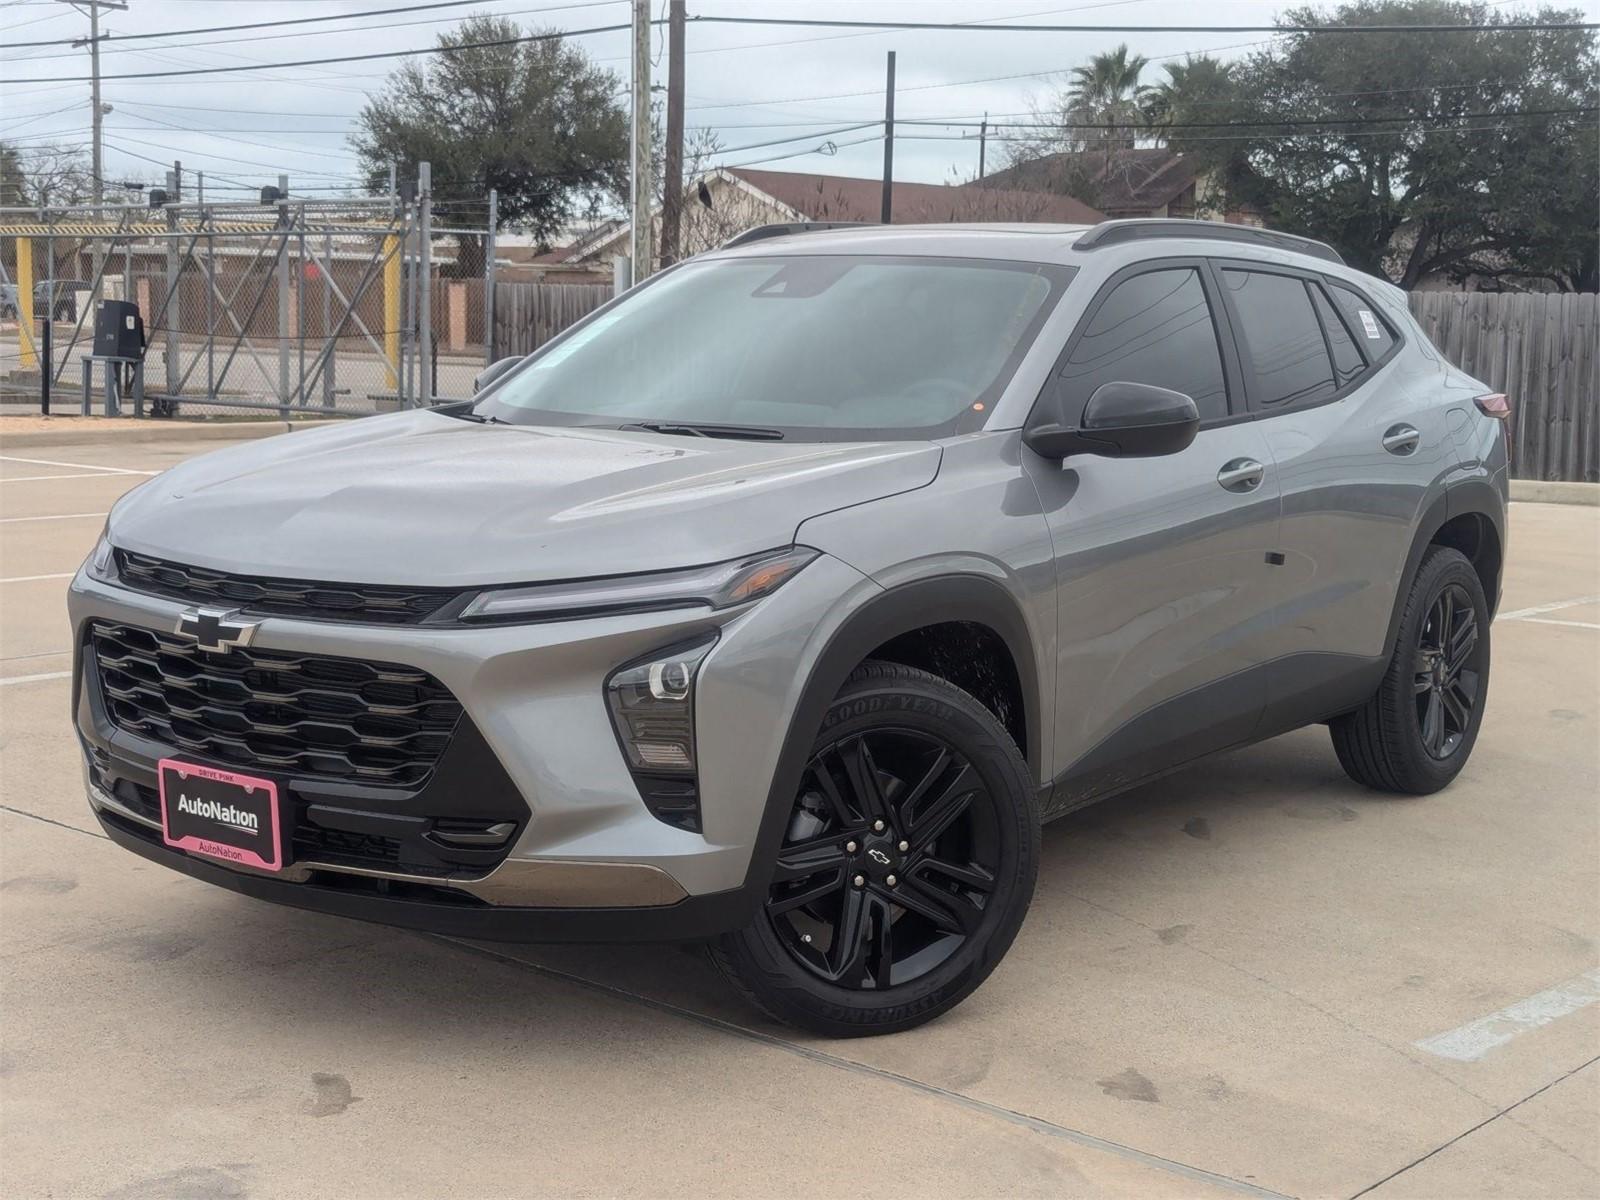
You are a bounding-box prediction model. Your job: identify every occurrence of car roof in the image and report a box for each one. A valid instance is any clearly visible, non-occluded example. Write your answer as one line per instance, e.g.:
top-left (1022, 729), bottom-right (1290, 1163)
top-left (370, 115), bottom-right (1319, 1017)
top-left (703, 219), bottom-right (1357, 277)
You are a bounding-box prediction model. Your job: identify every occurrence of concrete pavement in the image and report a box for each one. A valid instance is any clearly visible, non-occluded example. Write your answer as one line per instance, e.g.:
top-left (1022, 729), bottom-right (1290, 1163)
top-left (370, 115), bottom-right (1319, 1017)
top-left (2, 432), bottom-right (1596, 1198)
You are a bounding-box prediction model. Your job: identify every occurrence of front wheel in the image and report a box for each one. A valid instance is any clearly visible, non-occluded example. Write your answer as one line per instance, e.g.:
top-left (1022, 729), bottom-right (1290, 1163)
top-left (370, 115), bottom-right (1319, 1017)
top-left (1330, 546), bottom-right (1491, 794)
top-left (711, 661), bottom-right (1039, 1037)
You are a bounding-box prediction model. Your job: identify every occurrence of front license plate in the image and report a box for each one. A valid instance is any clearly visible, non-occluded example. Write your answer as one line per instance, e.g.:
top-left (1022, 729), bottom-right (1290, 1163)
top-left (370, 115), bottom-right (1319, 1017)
top-left (159, 759), bottom-right (284, 872)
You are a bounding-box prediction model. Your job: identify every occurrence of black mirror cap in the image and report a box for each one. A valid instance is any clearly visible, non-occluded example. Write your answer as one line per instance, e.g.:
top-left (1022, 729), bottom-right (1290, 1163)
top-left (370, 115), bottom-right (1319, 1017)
top-left (1023, 381), bottom-right (1201, 460)
top-left (472, 355), bottom-right (525, 395)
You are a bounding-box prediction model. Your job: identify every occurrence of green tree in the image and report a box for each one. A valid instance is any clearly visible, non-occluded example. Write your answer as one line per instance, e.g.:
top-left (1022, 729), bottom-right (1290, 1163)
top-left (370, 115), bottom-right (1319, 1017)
top-left (1174, 1), bottom-right (1599, 289)
top-left (351, 15), bottom-right (628, 274)
top-left (0, 143), bottom-right (26, 207)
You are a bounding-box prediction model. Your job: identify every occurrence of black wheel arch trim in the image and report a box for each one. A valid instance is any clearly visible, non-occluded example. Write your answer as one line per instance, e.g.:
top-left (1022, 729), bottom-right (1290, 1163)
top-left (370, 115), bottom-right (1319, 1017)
top-left (736, 573), bottom-right (1043, 919)
top-left (1383, 480), bottom-right (1506, 656)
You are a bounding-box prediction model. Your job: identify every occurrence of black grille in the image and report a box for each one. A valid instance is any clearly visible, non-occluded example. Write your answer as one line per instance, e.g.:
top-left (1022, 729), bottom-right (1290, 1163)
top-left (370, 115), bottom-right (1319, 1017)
top-left (114, 549), bottom-right (460, 625)
top-left (91, 621), bottom-right (462, 786)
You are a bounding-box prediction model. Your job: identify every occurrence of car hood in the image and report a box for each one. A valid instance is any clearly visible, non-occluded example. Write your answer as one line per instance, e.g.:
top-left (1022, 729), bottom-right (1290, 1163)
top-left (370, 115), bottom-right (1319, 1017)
top-left (108, 410), bottom-right (941, 586)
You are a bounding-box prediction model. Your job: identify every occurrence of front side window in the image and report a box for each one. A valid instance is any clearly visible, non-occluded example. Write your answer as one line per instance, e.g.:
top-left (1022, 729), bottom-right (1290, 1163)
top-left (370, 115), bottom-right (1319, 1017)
top-left (1221, 269), bottom-right (1337, 410)
top-left (1057, 268), bottom-right (1229, 421)
top-left (478, 255), bottom-right (1070, 440)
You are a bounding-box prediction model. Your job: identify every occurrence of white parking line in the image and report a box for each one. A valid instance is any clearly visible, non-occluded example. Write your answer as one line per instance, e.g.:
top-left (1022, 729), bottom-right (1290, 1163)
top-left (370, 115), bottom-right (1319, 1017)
top-left (1519, 617), bottom-right (1600, 631)
top-left (0, 473), bottom-right (136, 483)
top-left (1414, 968), bottom-right (1600, 1062)
top-left (0, 671), bottom-right (72, 687)
top-left (1498, 595), bottom-right (1600, 620)
top-left (0, 573), bottom-right (74, 584)
top-left (0, 455), bottom-right (157, 477)
top-left (0, 511), bottom-right (107, 523)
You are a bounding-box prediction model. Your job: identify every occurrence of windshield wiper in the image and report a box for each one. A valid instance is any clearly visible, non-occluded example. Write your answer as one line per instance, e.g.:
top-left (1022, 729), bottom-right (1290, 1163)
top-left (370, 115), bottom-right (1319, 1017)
top-left (618, 421), bottom-right (785, 441)
top-left (446, 406), bottom-right (511, 425)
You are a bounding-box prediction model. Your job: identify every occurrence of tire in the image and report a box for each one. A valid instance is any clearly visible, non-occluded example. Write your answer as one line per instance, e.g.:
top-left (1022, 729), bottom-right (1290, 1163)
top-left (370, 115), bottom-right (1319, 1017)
top-left (711, 660), bottom-right (1039, 1037)
top-left (1330, 546), bottom-right (1490, 794)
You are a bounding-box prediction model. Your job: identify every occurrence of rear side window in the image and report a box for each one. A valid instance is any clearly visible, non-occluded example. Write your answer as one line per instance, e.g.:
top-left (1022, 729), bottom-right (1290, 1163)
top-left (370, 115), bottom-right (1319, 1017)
top-left (1059, 268), bottom-right (1228, 421)
top-left (1328, 282), bottom-right (1397, 358)
top-left (1220, 269), bottom-right (1336, 410)
top-left (1309, 283), bottom-right (1366, 386)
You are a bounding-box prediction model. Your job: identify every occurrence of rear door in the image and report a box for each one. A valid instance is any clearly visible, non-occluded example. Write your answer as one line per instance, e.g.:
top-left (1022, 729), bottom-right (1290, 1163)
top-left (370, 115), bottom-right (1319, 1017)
top-left (1211, 262), bottom-right (1446, 725)
top-left (1026, 260), bottom-right (1283, 811)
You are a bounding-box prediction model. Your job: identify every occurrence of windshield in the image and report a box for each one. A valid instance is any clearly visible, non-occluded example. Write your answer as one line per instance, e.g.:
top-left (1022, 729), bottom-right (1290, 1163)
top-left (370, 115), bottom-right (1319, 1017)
top-left (478, 254), bottom-right (1073, 440)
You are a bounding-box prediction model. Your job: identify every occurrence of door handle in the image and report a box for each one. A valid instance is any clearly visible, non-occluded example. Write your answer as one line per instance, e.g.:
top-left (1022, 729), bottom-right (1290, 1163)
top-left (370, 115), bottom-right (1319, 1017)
top-left (1217, 458), bottom-right (1265, 493)
top-left (1382, 423), bottom-right (1421, 456)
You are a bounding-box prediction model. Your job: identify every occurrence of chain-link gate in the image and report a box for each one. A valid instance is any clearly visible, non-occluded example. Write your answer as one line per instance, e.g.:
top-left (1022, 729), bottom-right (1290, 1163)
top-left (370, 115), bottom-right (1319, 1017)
top-left (1, 192), bottom-right (497, 419)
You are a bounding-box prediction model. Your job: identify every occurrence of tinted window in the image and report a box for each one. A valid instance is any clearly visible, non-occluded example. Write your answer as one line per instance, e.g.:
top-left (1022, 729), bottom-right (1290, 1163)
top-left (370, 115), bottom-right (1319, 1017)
top-left (481, 255), bottom-right (1067, 439)
top-left (1221, 270), bottom-right (1337, 409)
top-left (1328, 282), bottom-right (1397, 358)
top-left (1059, 268), bottom-right (1227, 421)
top-left (1309, 283), bottom-right (1366, 386)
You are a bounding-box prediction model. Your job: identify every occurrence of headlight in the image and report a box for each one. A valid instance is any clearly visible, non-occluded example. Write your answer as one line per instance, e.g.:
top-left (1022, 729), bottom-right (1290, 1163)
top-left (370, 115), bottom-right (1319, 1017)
top-left (84, 529), bottom-right (116, 582)
top-left (605, 634), bottom-right (717, 831)
top-left (457, 545), bottom-right (817, 624)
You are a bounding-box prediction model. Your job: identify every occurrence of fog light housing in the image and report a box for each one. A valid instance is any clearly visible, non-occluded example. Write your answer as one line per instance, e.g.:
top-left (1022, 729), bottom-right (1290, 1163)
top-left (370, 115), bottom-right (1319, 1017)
top-left (605, 634), bottom-right (716, 832)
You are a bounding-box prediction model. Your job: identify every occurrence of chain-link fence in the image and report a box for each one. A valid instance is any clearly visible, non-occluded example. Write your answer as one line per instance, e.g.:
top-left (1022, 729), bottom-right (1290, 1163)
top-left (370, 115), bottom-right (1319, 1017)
top-left (1, 193), bottom-right (500, 419)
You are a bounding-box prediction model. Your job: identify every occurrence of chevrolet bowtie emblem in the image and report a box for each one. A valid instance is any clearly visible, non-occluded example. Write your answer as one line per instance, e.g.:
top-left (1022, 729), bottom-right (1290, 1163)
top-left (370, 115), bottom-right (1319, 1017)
top-left (175, 606), bottom-right (260, 654)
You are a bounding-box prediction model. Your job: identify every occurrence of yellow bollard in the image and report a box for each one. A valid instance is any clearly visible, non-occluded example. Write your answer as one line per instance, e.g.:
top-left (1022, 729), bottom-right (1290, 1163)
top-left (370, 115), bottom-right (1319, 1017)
top-left (383, 235), bottom-right (401, 391)
top-left (16, 236), bottom-right (37, 371)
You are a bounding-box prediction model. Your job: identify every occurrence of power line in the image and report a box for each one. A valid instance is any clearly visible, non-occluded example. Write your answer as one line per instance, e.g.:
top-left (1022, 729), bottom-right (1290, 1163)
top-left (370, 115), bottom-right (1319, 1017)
top-left (6, 0), bottom-right (617, 48)
top-left (903, 105), bottom-right (1599, 131)
top-left (692, 15), bottom-right (1599, 35)
top-left (7, 20), bottom-right (639, 83)
top-left (13, 1), bottom-right (627, 61)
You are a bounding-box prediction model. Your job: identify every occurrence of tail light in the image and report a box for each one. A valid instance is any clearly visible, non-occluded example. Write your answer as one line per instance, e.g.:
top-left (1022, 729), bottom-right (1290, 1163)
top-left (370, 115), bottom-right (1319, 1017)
top-left (1474, 393), bottom-right (1511, 421)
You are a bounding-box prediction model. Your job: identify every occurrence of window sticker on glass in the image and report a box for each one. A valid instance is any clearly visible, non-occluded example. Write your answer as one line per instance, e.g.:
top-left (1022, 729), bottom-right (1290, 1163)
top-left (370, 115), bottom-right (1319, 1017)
top-left (1358, 309), bottom-right (1382, 340)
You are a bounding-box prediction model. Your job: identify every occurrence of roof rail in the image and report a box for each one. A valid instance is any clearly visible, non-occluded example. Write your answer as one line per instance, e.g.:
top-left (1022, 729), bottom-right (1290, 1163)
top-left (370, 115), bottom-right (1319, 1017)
top-left (1073, 219), bottom-right (1343, 265)
top-left (720, 221), bottom-right (875, 249)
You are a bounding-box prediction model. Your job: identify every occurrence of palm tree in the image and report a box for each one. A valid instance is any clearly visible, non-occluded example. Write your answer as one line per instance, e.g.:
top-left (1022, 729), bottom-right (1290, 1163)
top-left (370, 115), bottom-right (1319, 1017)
top-left (1065, 44), bottom-right (1151, 149)
top-left (1146, 55), bottom-right (1236, 133)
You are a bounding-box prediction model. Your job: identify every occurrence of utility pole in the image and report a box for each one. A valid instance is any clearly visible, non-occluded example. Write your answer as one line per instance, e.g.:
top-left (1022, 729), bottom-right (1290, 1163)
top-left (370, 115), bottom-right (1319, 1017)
top-left (880, 51), bottom-right (896, 224)
top-left (276, 174), bottom-right (290, 418)
top-left (659, 0), bottom-right (686, 268)
top-left (629, 0), bottom-right (654, 281)
top-left (978, 112), bottom-right (988, 180)
top-left (64, 0), bottom-right (126, 218)
top-left (419, 161), bottom-right (433, 406)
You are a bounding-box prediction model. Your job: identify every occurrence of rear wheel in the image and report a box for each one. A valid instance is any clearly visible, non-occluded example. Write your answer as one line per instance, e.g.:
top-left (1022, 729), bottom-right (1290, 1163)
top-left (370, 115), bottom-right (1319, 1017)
top-left (711, 661), bottom-right (1038, 1037)
top-left (1330, 546), bottom-right (1490, 793)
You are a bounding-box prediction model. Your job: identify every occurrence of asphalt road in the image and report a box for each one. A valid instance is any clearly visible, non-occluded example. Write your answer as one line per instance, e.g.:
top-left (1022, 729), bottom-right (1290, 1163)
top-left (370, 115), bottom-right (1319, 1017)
top-left (2, 429), bottom-right (1596, 1199)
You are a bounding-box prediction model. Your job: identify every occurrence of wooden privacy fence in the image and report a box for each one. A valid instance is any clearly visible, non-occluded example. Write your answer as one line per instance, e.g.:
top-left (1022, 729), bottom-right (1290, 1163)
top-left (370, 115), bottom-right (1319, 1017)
top-left (1408, 292), bottom-right (1598, 482)
top-left (493, 282), bottom-right (611, 357)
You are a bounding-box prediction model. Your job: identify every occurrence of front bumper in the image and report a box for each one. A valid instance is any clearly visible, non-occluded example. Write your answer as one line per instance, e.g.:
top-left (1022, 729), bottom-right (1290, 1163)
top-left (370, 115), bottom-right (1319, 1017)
top-left (69, 553), bottom-right (877, 940)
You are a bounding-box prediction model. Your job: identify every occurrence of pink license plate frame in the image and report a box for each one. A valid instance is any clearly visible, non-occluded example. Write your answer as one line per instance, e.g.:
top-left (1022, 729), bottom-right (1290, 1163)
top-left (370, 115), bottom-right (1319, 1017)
top-left (158, 758), bottom-right (284, 873)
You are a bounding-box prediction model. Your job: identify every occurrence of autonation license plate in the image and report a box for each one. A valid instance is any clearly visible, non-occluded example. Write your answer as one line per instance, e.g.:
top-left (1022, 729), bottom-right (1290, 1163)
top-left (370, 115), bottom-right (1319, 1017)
top-left (159, 759), bottom-right (283, 872)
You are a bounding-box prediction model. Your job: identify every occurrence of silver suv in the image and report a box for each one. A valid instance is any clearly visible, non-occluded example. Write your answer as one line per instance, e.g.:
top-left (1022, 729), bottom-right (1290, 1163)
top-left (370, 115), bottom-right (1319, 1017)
top-left (71, 220), bottom-right (1509, 1035)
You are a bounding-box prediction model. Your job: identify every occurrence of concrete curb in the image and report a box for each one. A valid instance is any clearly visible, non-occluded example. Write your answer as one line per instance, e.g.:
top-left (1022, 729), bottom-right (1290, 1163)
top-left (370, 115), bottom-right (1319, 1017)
top-left (0, 419), bottom-right (340, 450)
top-left (1510, 480), bottom-right (1599, 506)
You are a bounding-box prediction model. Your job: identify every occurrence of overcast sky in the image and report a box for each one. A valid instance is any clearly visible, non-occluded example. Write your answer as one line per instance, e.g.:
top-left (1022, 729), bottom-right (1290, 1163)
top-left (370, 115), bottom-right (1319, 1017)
top-left (0, 0), bottom-right (1566, 212)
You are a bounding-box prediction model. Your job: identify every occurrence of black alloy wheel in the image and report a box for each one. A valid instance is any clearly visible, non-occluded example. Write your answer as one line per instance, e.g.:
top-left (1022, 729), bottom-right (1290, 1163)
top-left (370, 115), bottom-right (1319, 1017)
top-left (711, 661), bottom-right (1038, 1036)
top-left (1331, 545), bottom-right (1491, 794)
top-left (1413, 583), bottom-right (1480, 760)
top-left (765, 728), bottom-right (1000, 990)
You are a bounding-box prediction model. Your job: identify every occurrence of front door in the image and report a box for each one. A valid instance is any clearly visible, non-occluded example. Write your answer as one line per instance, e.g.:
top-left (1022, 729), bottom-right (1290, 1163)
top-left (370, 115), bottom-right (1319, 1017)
top-left (1025, 262), bottom-right (1284, 813)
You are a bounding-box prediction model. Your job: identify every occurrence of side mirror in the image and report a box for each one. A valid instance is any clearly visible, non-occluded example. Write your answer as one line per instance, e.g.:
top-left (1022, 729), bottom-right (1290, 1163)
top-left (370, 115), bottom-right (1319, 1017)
top-left (473, 355), bottom-right (525, 395)
top-left (1023, 381), bottom-right (1201, 460)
